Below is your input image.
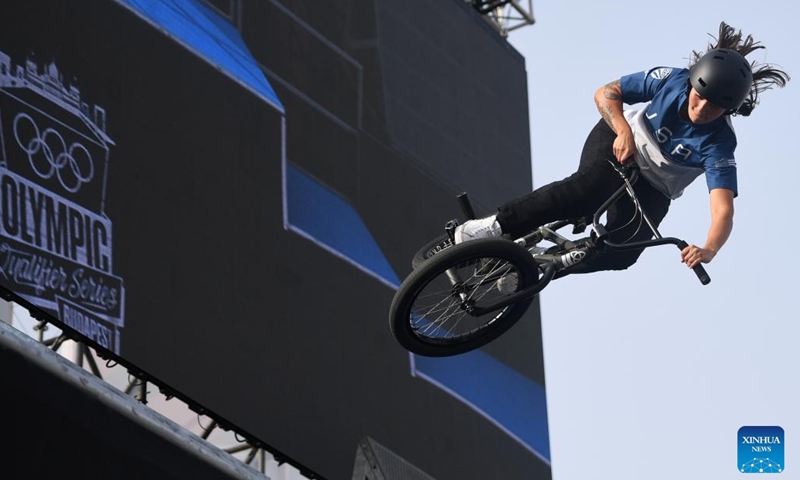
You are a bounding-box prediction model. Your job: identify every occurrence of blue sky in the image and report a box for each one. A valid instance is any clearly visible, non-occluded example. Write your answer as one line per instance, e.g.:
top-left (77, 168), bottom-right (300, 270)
top-left (506, 2), bottom-right (798, 479)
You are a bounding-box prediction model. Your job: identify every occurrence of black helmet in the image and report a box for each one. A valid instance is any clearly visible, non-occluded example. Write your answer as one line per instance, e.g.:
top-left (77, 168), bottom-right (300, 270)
top-left (689, 48), bottom-right (753, 111)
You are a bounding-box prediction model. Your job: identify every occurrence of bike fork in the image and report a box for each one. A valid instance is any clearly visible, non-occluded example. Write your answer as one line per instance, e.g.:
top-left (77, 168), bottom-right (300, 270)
top-left (623, 176), bottom-right (662, 239)
top-left (445, 268), bottom-right (469, 303)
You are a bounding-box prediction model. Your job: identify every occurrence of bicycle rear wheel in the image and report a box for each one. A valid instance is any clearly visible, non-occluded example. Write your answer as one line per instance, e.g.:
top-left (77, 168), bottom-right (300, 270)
top-left (411, 233), bottom-right (453, 269)
top-left (390, 239), bottom-right (542, 357)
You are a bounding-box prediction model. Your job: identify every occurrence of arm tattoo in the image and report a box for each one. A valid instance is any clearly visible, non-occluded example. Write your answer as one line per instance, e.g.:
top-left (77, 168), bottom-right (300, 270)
top-left (598, 80), bottom-right (621, 132)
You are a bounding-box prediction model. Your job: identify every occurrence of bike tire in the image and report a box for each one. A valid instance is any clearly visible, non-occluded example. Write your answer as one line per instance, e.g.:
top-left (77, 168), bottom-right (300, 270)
top-left (411, 233), bottom-right (453, 269)
top-left (390, 238), bottom-right (541, 357)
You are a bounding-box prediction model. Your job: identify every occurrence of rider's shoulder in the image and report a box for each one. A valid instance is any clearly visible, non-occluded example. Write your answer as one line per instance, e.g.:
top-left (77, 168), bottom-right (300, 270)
top-left (640, 66), bottom-right (689, 82)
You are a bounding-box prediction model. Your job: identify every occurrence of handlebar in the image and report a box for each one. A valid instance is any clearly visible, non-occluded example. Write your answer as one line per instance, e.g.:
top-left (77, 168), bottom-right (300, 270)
top-left (592, 162), bottom-right (711, 285)
top-left (599, 235), bottom-right (711, 285)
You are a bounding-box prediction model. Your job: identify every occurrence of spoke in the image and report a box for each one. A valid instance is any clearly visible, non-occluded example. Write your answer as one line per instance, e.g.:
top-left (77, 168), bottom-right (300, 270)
top-left (416, 302), bottom-right (462, 337)
top-left (412, 291), bottom-right (467, 338)
top-left (407, 254), bottom-right (520, 342)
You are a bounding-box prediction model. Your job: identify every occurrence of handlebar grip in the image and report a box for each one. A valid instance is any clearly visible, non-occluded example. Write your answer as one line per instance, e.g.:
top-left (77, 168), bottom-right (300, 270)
top-left (677, 240), bottom-right (711, 285)
top-left (692, 264), bottom-right (711, 285)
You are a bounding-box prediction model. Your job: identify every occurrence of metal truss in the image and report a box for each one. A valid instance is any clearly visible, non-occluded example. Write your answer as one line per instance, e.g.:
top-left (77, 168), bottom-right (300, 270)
top-left (466, 0), bottom-right (536, 37)
top-left (9, 310), bottom-right (314, 480)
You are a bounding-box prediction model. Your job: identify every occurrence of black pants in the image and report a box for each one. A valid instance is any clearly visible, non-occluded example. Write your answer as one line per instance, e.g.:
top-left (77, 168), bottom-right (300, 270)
top-left (496, 119), bottom-right (672, 274)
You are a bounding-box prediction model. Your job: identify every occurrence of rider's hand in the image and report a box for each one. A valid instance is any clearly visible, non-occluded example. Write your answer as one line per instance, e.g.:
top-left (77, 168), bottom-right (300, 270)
top-left (612, 129), bottom-right (636, 164)
top-left (681, 244), bottom-right (715, 268)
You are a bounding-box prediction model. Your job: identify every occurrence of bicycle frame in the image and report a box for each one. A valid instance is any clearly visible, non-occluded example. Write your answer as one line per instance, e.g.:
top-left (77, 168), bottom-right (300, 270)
top-left (392, 163), bottom-right (712, 357)
top-left (455, 163), bottom-right (710, 314)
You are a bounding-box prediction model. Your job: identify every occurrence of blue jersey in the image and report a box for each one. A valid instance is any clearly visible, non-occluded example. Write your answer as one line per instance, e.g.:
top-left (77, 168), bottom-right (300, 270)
top-left (620, 67), bottom-right (738, 199)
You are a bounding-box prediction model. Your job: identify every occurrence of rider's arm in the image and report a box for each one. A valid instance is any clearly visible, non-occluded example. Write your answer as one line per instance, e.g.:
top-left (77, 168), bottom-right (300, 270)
top-left (681, 188), bottom-right (735, 268)
top-left (595, 80), bottom-right (635, 163)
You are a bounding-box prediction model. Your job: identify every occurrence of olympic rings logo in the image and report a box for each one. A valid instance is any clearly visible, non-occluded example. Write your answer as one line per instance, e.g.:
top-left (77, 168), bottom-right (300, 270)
top-left (12, 112), bottom-right (94, 193)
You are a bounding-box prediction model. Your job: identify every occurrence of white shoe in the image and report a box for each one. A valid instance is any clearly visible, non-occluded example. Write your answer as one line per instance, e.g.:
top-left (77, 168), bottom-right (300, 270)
top-left (454, 215), bottom-right (502, 244)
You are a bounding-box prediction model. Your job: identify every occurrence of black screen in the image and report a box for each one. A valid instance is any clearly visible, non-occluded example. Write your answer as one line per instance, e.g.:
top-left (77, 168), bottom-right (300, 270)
top-left (0, 1), bottom-right (550, 479)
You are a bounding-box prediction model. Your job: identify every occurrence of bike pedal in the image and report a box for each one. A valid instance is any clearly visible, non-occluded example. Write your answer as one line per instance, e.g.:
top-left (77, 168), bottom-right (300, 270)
top-left (445, 219), bottom-right (458, 241)
top-left (571, 217), bottom-right (588, 234)
top-left (527, 245), bottom-right (548, 256)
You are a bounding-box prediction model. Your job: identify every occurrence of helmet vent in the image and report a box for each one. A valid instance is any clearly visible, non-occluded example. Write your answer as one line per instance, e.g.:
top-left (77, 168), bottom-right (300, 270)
top-left (698, 78), bottom-right (707, 87)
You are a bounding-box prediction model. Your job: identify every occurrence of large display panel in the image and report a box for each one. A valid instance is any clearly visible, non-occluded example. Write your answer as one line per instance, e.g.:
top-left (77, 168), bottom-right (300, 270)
top-left (0, 1), bottom-right (549, 479)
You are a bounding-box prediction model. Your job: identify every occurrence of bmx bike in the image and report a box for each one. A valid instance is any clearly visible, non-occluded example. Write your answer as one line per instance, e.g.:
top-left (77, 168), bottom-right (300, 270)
top-left (389, 162), bottom-right (710, 357)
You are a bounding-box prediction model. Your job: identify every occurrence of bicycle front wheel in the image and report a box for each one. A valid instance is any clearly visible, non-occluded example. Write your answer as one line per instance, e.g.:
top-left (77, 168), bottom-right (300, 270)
top-left (390, 239), bottom-right (541, 357)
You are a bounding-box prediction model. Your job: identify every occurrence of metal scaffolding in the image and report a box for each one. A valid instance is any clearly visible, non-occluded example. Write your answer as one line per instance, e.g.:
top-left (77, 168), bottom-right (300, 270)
top-left (0, 301), bottom-right (316, 480)
top-left (467, 0), bottom-right (535, 37)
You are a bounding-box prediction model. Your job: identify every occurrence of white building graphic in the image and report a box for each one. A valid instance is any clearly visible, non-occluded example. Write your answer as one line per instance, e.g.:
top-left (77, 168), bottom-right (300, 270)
top-left (0, 50), bottom-right (125, 353)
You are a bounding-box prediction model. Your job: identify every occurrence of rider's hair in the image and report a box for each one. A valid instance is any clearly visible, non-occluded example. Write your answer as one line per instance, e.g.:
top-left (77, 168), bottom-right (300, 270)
top-left (690, 21), bottom-right (790, 116)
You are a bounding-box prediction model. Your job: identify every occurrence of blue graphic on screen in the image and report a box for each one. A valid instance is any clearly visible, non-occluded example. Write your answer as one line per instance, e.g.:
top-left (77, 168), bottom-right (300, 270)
top-left (285, 163), bottom-right (400, 289)
top-left (413, 352), bottom-right (550, 463)
top-left (116, 0), bottom-right (283, 112)
top-left (738, 426), bottom-right (784, 473)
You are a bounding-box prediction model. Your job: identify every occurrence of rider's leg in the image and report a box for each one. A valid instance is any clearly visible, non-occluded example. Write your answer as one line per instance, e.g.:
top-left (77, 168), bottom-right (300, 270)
top-left (495, 120), bottom-right (623, 239)
top-left (554, 178), bottom-right (671, 277)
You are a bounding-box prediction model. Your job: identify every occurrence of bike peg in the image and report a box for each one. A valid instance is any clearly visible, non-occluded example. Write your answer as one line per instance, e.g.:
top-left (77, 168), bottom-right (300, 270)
top-left (456, 192), bottom-right (477, 220)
